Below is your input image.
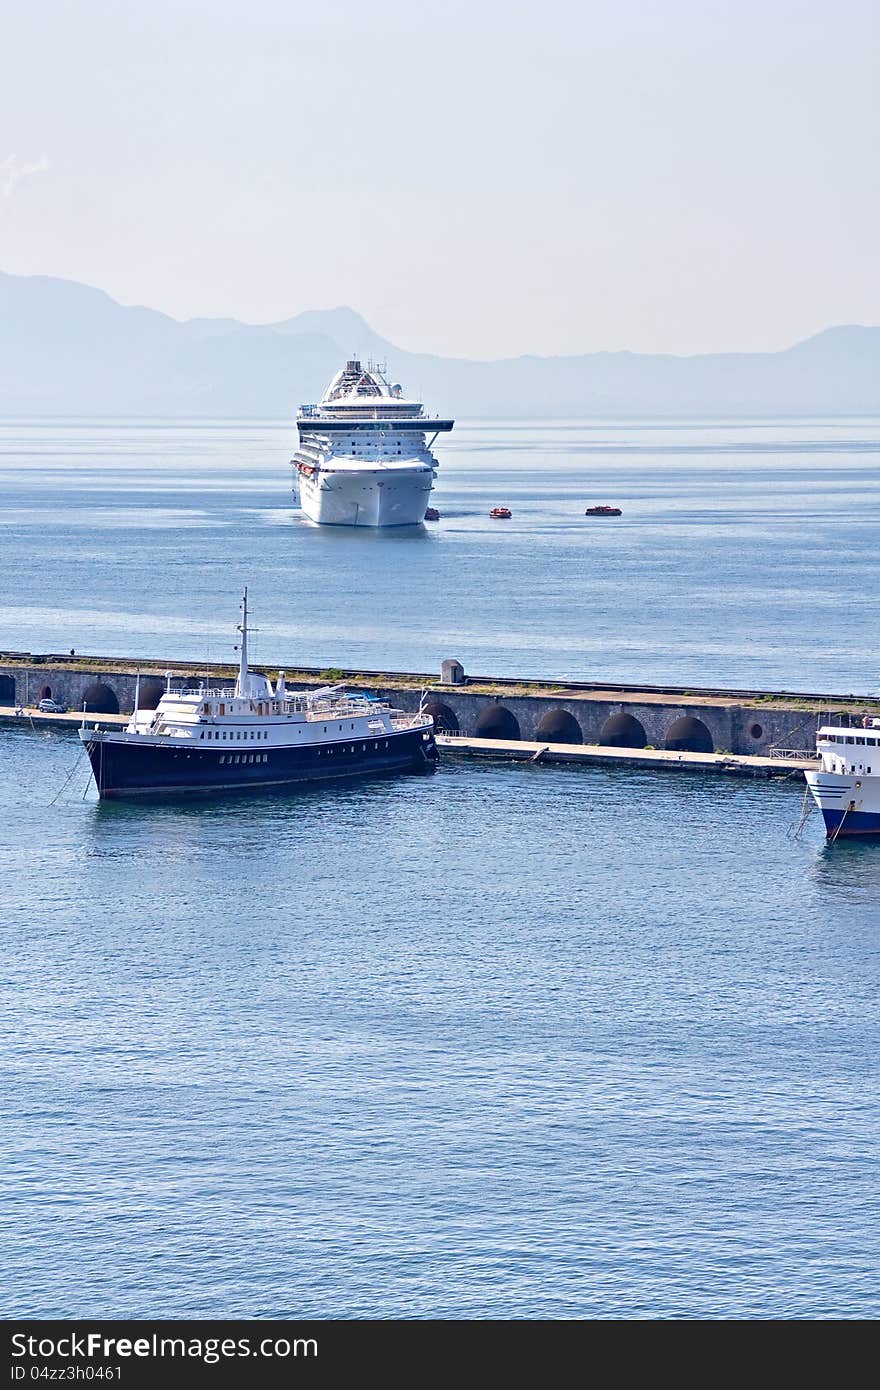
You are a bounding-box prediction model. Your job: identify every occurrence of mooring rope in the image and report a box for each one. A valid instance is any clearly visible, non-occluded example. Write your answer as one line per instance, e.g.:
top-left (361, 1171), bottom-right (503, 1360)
top-left (49, 745), bottom-right (90, 806)
top-left (829, 802), bottom-right (853, 844)
top-left (790, 784), bottom-right (815, 840)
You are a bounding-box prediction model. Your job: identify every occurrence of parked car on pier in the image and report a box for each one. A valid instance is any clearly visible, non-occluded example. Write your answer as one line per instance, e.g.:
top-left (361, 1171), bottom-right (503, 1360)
top-left (38, 698), bottom-right (68, 713)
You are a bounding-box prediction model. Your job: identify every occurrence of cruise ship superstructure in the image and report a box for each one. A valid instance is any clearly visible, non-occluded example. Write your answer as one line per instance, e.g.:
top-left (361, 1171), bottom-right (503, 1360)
top-left (293, 360), bottom-right (454, 526)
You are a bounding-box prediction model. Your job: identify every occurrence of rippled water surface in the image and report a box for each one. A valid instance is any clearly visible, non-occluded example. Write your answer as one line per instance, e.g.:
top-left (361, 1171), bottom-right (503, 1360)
top-left (2, 419), bottom-right (879, 1319)
top-left (0, 417), bottom-right (878, 691)
top-left (2, 728), bottom-right (879, 1318)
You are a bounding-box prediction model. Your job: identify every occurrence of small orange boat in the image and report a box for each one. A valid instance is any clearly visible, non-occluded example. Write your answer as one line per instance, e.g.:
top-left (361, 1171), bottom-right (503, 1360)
top-left (489, 507), bottom-right (512, 519)
top-left (585, 505), bottom-right (622, 516)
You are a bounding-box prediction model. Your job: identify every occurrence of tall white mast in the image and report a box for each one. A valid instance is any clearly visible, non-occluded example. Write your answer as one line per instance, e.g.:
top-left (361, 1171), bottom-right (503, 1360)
top-left (236, 587), bottom-right (249, 698)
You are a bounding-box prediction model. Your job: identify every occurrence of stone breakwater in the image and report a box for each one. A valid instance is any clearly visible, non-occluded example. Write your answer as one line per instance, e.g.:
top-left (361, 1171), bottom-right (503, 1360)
top-left (1, 652), bottom-right (875, 759)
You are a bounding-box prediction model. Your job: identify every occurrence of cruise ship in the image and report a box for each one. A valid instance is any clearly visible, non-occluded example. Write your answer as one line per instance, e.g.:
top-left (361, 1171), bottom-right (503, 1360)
top-left (79, 591), bottom-right (437, 798)
top-left (293, 360), bottom-right (454, 526)
top-left (806, 719), bottom-right (880, 838)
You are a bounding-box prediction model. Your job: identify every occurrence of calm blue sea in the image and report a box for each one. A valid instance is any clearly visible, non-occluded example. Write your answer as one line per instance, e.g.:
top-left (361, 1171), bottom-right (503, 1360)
top-left (0, 417), bottom-right (878, 691)
top-left (2, 419), bottom-right (879, 1319)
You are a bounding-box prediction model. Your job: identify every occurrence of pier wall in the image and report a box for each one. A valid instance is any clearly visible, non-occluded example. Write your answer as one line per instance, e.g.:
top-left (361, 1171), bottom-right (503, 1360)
top-left (0, 663), bottom-right (234, 717)
top-left (0, 655), bottom-right (833, 756)
top-left (372, 688), bottom-right (821, 756)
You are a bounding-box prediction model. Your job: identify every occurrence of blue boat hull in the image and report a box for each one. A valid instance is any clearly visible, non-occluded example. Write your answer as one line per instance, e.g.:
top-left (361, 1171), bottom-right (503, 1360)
top-left (820, 807), bottom-right (880, 838)
top-left (83, 726), bottom-right (437, 799)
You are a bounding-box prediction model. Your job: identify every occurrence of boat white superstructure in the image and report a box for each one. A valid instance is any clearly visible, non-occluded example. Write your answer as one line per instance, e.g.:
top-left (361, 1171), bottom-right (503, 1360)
top-left (293, 360), bottom-right (454, 526)
top-left (805, 719), bottom-right (880, 838)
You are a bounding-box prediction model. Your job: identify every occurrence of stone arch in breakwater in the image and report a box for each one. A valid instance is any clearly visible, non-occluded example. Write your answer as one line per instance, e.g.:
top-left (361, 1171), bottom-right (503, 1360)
top-left (0, 653), bottom-right (841, 757)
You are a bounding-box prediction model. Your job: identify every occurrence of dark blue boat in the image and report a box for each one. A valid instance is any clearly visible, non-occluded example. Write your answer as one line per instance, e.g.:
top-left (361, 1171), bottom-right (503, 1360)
top-left (79, 590), bottom-right (437, 799)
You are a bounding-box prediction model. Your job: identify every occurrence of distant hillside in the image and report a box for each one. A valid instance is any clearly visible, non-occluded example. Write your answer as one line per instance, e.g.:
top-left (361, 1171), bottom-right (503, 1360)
top-left (1, 270), bottom-right (879, 418)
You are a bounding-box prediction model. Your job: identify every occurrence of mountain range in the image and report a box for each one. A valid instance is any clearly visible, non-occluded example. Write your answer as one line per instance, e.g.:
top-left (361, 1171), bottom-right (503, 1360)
top-left (1, 270), bottom-right (879, 418)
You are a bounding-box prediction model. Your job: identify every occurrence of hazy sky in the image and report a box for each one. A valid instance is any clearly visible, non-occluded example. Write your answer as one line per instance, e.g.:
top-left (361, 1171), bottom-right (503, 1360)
top-left (2, 0), bottom-right (878, 357)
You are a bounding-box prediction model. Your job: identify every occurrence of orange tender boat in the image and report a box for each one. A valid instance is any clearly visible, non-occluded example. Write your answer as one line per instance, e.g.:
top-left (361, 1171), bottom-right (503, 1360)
top-left (489, 507), bottom-right (512, 519)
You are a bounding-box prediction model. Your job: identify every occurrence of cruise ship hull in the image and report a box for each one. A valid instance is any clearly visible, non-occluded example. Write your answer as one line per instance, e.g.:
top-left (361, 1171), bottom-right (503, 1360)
top-left (81, 726), bottom-right (437, 799)
top-left (298, 464), bottom-right (434, 527)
